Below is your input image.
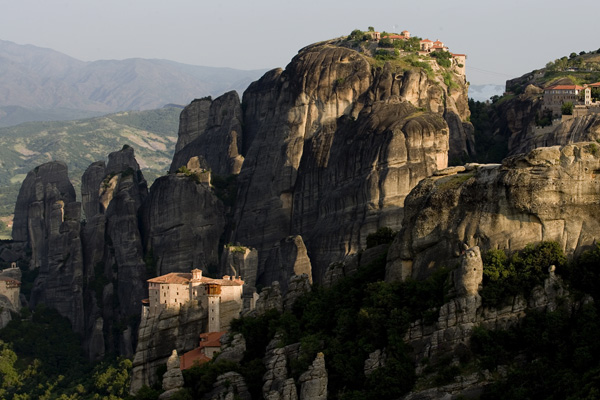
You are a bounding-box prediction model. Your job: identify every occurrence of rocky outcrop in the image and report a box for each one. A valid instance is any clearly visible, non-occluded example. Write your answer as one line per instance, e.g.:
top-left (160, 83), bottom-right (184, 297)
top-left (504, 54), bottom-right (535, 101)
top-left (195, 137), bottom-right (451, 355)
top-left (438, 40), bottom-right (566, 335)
top-left (299, 352), bottom-right (328, 400)
top-left (511, 114), bottom-right (600, 156)
top-left (215, 332), bottom-right (246, 364)
top-left (262, 335), bottom-right (301, 400)
top-left (454, 246), bottom-right (483, 297)
top-left (261, 236), bottom-right (312, 292)
top-left (130, 303), bottom-right (206, 394)
top-left (364, 349), bottom-right (387, 377)
top-left (255, 274), bottom-right (312, 315)
top-left (387, 143), bottom-right (600, 281)
top-left (170, 91), bottom-right (244, 176)
top-left (255, 282), bottom-right (283, 315)
top-left (98, 147), bottom-right (149, 355)
top-left (230, 44), bottom-right (456, 282)
top-left (159, 350), bottom-right (185, 399)
top-left (283, 273), bottom-right (311, 312)
top-left (322, 243), bottom-right (388, 288)
top-left (405, 268), bottom-right (568, 365)
top-left (221, 245), bottom-right (258, 288)
top-left (205, 371), bottom-right (252, 400)
top-left (140, 173), bottom-right (225, 275)
top-left (12, 162), bottom-right (85, 333)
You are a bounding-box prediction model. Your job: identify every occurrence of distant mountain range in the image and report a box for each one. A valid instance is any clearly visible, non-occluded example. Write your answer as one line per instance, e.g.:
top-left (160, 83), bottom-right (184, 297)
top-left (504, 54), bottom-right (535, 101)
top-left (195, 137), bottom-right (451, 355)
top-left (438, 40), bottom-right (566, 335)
top-left (0, 39), bottom-right (268, 127)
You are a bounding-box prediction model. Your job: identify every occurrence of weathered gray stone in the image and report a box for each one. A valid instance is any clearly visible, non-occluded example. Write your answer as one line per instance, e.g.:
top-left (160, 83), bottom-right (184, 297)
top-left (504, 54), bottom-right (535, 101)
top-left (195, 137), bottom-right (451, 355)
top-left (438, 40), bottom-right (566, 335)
top-left (130, 303), bottom-right (206, 394)
top-left (171, 91), bottom-right (244, 176)
top-left (283, 274), bottom-right (312, 312)
top-left (221, 245), bottom-right (258, 288)
top-left (388, 143), bottom-right (600, 281)
top-left (255, 282), bottom-right (283, 315)
top-left (364, 349), bottom-right (387, 376)
top-left (261, 235), bottom-right (313, 293)
top-left (455, 246), bottom-right (483, 297)
top-left (140, 173), bottom-right (225, 275)
top-left (204, 371), bottom-right (251, 400)
top-left (162, 350), bottom-right (184, 392)
top-left (227, 43), bottom-right (473, 284)
top-left (215, 333), bottom-right (246, 364)
top-left (12, 162), bottom-right (85, 333)
top-left (299, 352), bottom-right (327, 400)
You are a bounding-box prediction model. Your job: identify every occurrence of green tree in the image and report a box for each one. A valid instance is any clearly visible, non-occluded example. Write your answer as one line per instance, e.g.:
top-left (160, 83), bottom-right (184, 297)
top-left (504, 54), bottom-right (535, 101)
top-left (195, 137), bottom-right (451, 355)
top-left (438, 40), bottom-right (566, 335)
top-left (561, 101), bottom-right (573, 115)
top-left (368, 26), bottom-right (374, 32)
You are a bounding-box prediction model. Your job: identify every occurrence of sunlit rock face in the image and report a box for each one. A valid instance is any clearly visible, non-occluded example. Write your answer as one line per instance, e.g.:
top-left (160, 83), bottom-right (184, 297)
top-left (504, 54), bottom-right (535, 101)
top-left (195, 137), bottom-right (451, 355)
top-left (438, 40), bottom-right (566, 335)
top-left (387, 143), bottom-right (600, 281)
top-left (227, 44), bottom-right (460, 282)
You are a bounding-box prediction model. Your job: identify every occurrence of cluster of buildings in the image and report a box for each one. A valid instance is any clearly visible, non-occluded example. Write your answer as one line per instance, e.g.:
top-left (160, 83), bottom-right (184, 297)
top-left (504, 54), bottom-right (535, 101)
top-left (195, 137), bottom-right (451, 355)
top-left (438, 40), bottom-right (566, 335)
top-left (543, 82), bottom-right (600, 116)
top-left (143, 268), bottom-right (251, 369)
top-left (365, 29), bottom-right (466, 75)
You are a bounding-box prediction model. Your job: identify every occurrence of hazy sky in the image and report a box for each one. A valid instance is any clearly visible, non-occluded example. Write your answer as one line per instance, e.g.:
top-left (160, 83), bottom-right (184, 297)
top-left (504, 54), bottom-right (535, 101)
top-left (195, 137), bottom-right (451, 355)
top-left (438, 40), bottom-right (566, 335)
top-left (1, 0), bottom-right (598, 86)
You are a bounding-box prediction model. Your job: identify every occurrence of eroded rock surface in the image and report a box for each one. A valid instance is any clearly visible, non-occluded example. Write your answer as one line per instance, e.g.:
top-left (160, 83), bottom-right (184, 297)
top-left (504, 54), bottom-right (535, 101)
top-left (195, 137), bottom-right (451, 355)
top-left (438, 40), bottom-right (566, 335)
top-left (388, 143), bottom-right (600, 281)
top-left (12, 162), bottom-right (85, 333)
top-left (140, 173), bottom-right (225, 275)
top-left (170, 91), bottom-right (244, 176)
top-left (130, 304), bottom-right (206, 394)
top-left (261, 235), bottom-right (312, 293)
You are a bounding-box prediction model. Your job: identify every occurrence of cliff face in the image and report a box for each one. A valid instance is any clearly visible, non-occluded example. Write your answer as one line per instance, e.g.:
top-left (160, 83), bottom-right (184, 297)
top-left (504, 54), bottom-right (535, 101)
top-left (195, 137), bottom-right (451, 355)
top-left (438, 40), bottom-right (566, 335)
top-left (80, 147), bottom-right (149, 358)
top-left (511, 114), bottom-right (600, 155)
top-left (140, 172), bottom-right (225, 275)
top-left (170, 91), bottom-right (244, 176)
top-left (130, 304), bottom-right (206, 393)
top-left (225, 45), bottom-right (465, 281)
top-left (12, 162), bottom-right (85, 333)
top-left (387, 143), bottom-right (600, 281)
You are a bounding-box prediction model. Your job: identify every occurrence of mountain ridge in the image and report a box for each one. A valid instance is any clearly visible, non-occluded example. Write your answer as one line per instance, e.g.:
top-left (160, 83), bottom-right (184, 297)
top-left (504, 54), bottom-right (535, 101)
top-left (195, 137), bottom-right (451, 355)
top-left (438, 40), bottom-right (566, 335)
top-left (0, 39), bottom-right (267, 127)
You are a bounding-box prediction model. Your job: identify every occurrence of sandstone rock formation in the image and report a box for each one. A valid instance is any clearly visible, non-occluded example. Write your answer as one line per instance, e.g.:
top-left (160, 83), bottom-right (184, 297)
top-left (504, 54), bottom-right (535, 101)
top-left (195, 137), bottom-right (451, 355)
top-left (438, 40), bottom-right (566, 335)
top-left (215, 332), bottom-right (246, 364)
top-left (170, 91), bottom-right (244, 176)
top-left (455, 246), bottom-right (483, 297)
top-left (221, 245), bottom-right (258, 288)
top-left (405, 269), bottom-right (568, 365)
top-left (92, 147), bottom-right (148, 356)
top-left (387, 143), bottom-right (600, 281)
top-left (255, 274), bottom-right (312, 315)
top-left (159, 350), bottom-right (185, 399)
top-left (230, 44), bottom-right (455, 282)
top-left (255, 281), bottom-right (283, 315)
top-left (140, 173), bottom-right (225, 275)
top-left (262, 335), bottom-right (301, 400)
top-left (322, 243), bottom-right (388, 288)
top-left (261, 236), bottom-right (312, 292)
top-left (511, 114), bottom-right (600, 156)
top-left (299, 352), bottom-right (328, 400)
top-left (205, 371), bottom-right (252, 400)
top-left (12, 161), bottom-right (85, 333)
top-left (130, 303), bottom-right (206, 393)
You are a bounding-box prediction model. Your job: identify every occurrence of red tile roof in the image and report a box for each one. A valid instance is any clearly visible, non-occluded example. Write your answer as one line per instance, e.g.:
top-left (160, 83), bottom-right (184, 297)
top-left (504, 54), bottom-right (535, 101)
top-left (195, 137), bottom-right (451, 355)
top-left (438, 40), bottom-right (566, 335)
top-left (199, 331), bottom-right (226, 348)
top-left (180, 348), bottom-right (211, 370)
top-left (421, 39), bottom-right (433, 43)
top-left (588, 82), bottom-right (600, 87)
top-left (545, 85), bottom-right (584, 90)
top-left (147, 272), bottom-right (243, 286)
